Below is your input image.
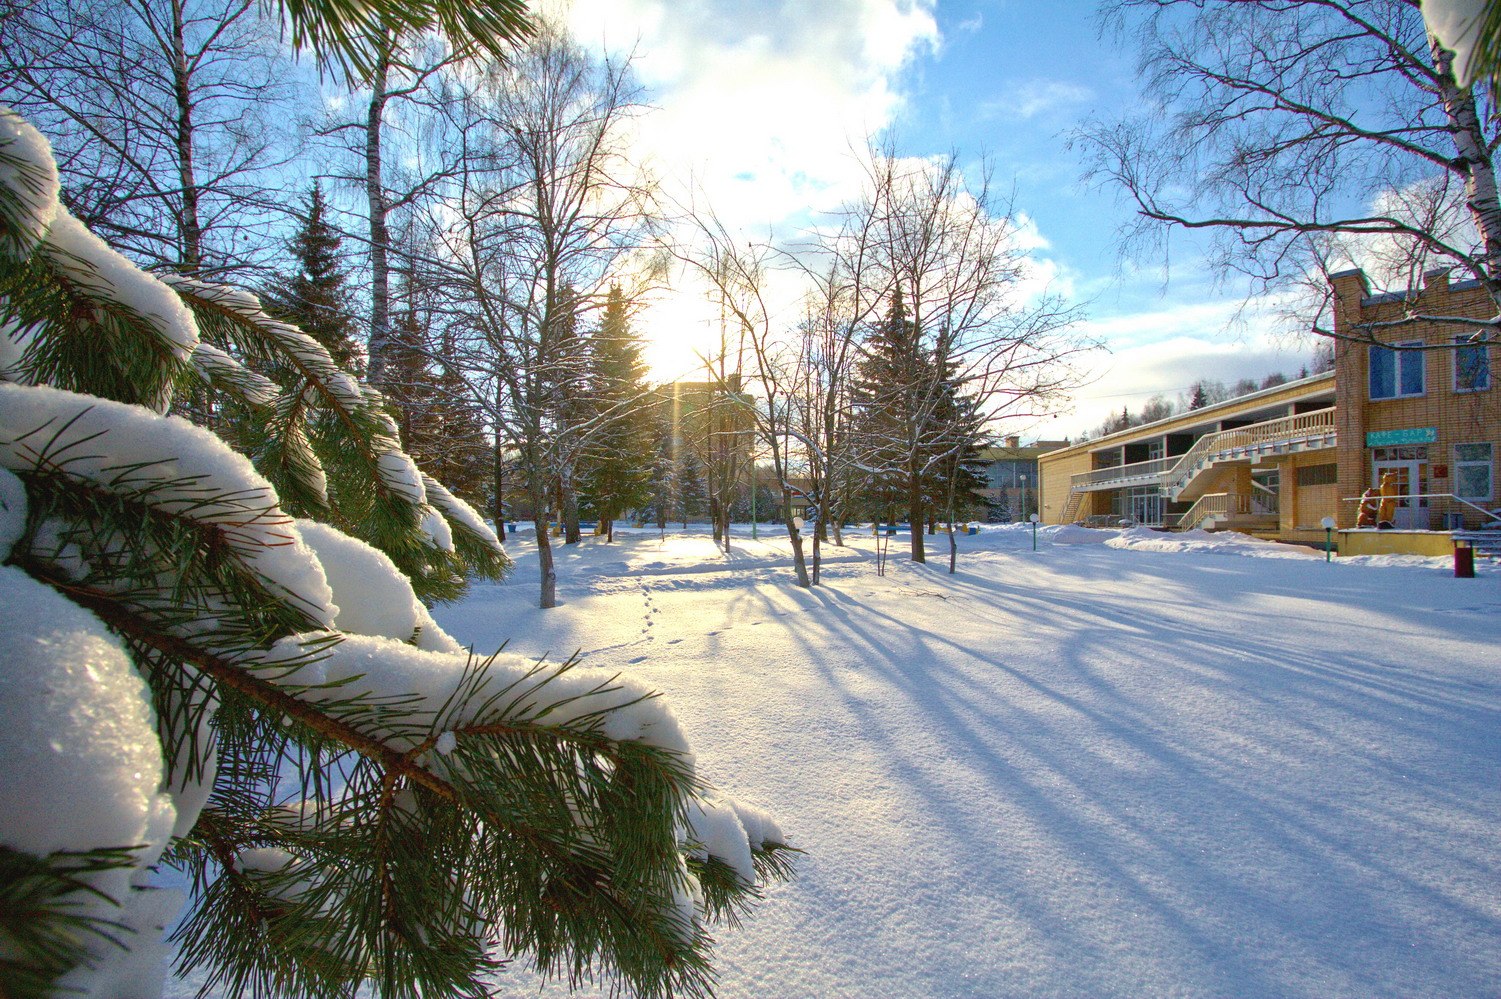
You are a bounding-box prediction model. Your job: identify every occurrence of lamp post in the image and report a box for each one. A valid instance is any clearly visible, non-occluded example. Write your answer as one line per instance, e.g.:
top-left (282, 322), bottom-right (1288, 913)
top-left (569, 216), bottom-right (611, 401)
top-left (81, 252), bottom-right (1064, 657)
top-left (1019, 474), bottom-right (1028, 520)
top-left (1029, 512), bottom-right (1039, 551)
top-left (1321, 516), bottom-right (1336, 562)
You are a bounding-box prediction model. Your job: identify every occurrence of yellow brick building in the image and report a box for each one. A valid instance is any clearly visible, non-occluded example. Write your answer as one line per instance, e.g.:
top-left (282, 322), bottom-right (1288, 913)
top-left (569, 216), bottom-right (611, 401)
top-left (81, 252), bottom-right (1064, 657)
top-left (1037, 267), bottom-right (1499, 547)
top-left (1331, 268), bottom-right (1499, 533)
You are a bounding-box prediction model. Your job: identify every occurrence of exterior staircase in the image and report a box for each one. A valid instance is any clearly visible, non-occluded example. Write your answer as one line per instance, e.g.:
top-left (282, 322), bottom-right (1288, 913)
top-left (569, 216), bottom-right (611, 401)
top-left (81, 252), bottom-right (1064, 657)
top-left (1175, 491), bottom-right (1279, 530)
top-left (1067, 408), bottom-right (1337, 502)
top-left (1161, 408), bottom-right (1337, 502)
top-left (1059, 487), bottom-right (1085, 524)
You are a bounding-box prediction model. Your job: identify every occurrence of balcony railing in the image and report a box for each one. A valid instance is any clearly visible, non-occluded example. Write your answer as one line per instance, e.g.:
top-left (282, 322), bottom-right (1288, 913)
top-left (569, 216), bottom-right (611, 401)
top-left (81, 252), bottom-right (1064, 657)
top-left (1069, 408), bottom-right (1337, 495)
top-left (1069, 456), bottom-right (1174, 490)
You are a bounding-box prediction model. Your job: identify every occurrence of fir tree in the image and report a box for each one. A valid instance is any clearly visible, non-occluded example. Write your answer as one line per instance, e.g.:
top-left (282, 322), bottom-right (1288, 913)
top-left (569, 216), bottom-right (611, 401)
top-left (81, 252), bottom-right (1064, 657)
top-left (579, 287), bottom-right (656, 541)
top-left (850, 287), bottom-right (941, 555)
top-left (0, 108), bottom-right (792, 999)
top-left (262, 182), bottom-right (362, 372)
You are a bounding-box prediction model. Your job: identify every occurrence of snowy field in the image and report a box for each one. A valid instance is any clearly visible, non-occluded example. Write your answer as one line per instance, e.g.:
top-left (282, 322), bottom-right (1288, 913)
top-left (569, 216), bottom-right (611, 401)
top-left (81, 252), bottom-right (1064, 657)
top-left (421, 523), bottom-right (1501, 999)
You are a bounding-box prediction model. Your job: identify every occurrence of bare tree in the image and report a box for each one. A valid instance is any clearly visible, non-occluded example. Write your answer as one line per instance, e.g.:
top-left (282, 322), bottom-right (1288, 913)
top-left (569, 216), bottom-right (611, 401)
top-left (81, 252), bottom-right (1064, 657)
top-left (421, 23), bottom-right (658, 609)
top-left (1078, 0), bottom-right (1501, 344)
top-left (0, 0), bottom-right (294, 277)
top-left (680, 218), bottom-right (814, 585)
top-left (313, 31), bottom-right (466, 384)
top-left (852, 147), bottom-right (1086, 565)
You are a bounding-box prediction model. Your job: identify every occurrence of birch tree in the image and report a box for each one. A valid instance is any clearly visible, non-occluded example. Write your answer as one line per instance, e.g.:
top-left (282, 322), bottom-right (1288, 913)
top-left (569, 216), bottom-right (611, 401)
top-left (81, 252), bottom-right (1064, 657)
top-left (1079, 0), bottom-right (1501, 343)
top-left (424, 23), bottom-right (659, 608)
top-left (0, 0), bottom-right (293, 277)
top-left (681, 222), bottom-right (813, 585)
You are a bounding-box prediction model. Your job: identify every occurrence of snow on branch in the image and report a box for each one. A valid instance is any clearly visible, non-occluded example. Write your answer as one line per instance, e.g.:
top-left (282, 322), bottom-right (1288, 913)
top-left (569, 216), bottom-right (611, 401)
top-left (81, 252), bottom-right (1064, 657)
top-left (0, 382), bottom-right (337, 627)
top-left (0, 106), bottom-right (60, 262)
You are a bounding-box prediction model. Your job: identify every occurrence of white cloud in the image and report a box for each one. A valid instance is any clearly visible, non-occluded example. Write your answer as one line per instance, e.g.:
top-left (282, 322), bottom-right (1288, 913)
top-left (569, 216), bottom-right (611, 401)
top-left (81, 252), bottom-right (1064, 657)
top-left (980, 80), bottom-right (1093, 122)
top-left (1051, 298), bottom-right (1324, 439)
top-left (557, 0), bottom-right (939, 231)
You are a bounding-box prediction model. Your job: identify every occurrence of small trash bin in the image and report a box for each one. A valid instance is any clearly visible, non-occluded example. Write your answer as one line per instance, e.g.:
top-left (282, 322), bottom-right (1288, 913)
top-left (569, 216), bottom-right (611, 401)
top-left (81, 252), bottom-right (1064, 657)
top-left (1454, 539), bottom-right (1475, 579)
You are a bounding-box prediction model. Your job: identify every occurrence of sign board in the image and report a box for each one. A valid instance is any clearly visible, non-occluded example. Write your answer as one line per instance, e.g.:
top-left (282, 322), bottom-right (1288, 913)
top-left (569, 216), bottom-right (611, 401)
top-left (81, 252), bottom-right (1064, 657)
top-left (1365, 427), bottom-right (1437, 447)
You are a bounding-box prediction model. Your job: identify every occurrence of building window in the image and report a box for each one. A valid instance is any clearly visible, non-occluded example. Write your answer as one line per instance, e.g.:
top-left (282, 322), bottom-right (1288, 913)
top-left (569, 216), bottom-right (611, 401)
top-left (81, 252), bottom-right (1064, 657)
top-left (1454, 334), bottom-right (1491, 392)
top-left (1371, 445), bottom-right (1428, 463)
top-left (1455, 443), bottom-right (1493, 500)
top-left (1296, 463), bottom-right (1337, 486)
top-left (1369, 341), bottom-right (1424, 399)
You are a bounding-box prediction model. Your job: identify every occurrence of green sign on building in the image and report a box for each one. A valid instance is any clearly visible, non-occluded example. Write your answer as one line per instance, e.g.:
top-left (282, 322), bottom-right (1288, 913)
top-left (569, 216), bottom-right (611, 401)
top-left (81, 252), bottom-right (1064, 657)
top-left (1365, 427), bottom-right (1437, 447)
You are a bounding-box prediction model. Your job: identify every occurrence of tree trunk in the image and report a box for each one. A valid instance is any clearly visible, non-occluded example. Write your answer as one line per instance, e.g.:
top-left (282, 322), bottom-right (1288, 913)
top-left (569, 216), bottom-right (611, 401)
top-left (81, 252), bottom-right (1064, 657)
top-left (782, 497), bottom-right (811, 588)
top-left (168, 0), bottom-right (201, 272)
top-left (947, 467), bottom-right (959, 575)
top-left (365, 42), bottom-right (393, 383)
top-left (908, 475), bottom-right (925, 563)
top-left (561, 465), bottom-right (580, 545)
top-left (535, 514), bottom-right (557, 609)
top-left (1431, 36), bottom-right (1501, 305)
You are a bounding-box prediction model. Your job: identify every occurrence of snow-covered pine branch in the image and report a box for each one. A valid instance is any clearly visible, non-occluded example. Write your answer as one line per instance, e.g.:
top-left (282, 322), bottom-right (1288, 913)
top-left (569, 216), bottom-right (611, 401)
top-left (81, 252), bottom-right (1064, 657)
top-left (0, 106), bottom-right (792, 999)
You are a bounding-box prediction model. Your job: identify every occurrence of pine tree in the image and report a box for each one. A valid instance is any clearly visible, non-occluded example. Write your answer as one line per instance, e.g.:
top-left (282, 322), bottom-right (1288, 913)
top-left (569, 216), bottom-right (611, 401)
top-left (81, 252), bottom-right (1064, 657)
top-left (850, 287), bottom-right (940, 553)
top-left (262, 182), bottom-right (362, 372)
top-left (579, 287), bottom-right (655, 541)
top-left (0, 108), bottom-right (791, 999)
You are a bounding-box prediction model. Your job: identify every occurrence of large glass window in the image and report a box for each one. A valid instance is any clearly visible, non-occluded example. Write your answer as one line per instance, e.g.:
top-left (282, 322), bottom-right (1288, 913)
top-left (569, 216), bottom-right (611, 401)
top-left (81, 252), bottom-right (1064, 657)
top-left (1454, 334), bottom-right (1491, 392)
top-left (1455, 443), bottom-right (1494, 500)
top-left (1369, 341), bottom-right (1424, 399)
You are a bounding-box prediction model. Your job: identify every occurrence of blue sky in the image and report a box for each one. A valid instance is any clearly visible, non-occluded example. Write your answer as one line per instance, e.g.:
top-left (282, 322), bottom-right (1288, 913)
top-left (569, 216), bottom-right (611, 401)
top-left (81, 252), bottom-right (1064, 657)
top-left (558, 0), bottom-right (1322, 439)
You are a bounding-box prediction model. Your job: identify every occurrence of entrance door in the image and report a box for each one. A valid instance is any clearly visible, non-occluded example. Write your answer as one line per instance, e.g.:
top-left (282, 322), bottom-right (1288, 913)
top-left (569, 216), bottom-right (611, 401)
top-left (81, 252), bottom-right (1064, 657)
top-left (1372, 460), bottom-right (1428, 529)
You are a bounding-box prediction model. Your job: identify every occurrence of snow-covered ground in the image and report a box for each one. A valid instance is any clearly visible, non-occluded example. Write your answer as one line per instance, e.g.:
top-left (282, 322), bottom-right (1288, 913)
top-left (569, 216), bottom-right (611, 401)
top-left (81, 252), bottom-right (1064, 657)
top-left (429, 523), bottom-right (1500, 998)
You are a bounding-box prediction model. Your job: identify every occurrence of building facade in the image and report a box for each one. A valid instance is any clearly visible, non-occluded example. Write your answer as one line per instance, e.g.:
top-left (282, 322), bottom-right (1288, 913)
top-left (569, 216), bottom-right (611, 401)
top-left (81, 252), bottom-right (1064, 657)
top-left (975, 437), bottom-right (1070, 521)
top-left (1037, 267), bottom-right (1500, 545)
top-left (1331, 268), bottom-right (1499, 531)
top-left (1038, 374), bottom-right (1339, 542)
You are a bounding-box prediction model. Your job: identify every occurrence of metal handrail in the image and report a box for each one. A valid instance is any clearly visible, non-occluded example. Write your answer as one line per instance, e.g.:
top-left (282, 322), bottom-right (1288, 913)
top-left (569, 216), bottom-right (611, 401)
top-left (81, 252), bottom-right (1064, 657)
top-left (1340, 492), bottom-right (1501, 526)
top-left (1070, 456), bottom-right (1175, 490)
top-left (1175, 492), bottom-right (1278, 529)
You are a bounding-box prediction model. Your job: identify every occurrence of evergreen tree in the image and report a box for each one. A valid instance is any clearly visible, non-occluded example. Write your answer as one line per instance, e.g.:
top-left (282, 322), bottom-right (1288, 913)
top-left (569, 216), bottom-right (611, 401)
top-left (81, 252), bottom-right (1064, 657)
top-left (427, 357), bottom-right (491, 506)
top-left (0, 108), bottom-right (791, 999)
top-left (579, 287), bottom-right (655, 541)
top-left (678, 452), bottom-right (708, 526)
top-left (850, 287), bottom-right (944, 552)
top-left (262, 182), bottom-right (362, 372)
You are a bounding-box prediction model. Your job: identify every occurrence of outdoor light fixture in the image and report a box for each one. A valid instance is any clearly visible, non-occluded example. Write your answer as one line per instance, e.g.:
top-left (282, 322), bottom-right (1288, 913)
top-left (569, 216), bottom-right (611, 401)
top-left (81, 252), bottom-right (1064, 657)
top-left (1321, 516), bottom-right (1337, 562)
top-left (1029, 512), bottom-right (1039, 551)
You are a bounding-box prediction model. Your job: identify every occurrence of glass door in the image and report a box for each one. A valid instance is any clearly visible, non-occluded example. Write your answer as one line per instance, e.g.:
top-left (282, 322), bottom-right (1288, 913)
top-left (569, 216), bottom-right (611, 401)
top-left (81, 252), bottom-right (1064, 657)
top-left (1372, 460), bottom-right (1428, 529)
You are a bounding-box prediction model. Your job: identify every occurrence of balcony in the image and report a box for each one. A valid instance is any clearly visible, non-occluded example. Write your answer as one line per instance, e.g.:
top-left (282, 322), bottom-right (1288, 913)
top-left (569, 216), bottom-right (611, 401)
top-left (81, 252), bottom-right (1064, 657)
top-left (1068, 408), bottom-right (1338, 498)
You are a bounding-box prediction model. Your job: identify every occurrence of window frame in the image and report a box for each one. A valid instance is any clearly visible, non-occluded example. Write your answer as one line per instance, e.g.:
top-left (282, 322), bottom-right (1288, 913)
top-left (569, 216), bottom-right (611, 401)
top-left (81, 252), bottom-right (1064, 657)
top-left (1453, 333), bottom-right (1491, 393)
top-left (1369, 340), bottom-right (1425, 400)
top-left (1454, 443), bottom-right (1494, 501)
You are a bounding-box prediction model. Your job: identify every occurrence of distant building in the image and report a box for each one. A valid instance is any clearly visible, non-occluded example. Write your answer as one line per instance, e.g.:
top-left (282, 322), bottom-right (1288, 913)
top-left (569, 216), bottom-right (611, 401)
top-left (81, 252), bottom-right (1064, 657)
top-left (975, 436), bottom-right (1071, 521)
